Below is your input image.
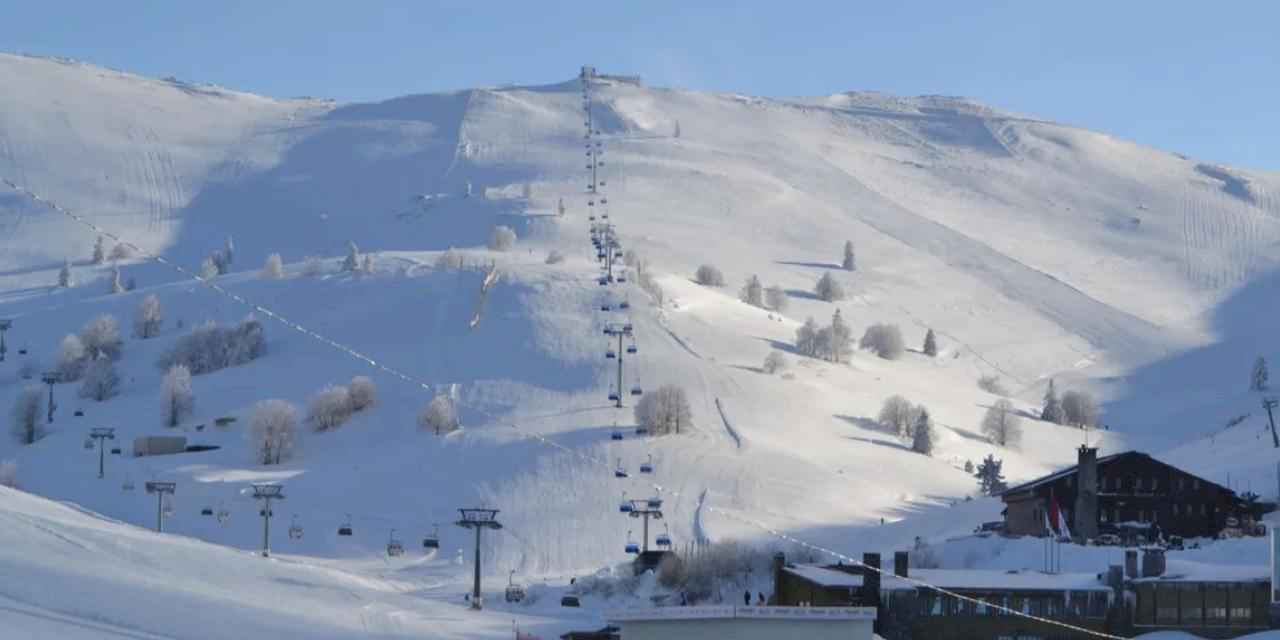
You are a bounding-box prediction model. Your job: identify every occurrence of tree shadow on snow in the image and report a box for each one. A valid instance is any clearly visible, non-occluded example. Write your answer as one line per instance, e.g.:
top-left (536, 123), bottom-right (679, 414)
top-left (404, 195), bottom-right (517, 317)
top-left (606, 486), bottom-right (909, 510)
top-left (783, 289), bottom-right (821, 301)
top-left (775, 260), bottom-right (842, 270)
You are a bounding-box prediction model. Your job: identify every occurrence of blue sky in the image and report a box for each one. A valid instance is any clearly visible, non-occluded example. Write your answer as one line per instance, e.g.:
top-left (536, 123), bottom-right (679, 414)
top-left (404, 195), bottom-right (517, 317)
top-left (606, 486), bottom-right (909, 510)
top-left (4, 2), bottom-right (1276, 169)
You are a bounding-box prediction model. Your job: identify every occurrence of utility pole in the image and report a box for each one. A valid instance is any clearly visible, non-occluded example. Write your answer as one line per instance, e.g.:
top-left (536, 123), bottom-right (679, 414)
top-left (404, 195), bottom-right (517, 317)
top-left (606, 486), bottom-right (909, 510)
top-left (455, 508), bottom-right (503, 610)
top-left (145, 481), bottom-right (176, 533)
top-left (0, 318), bottom-right (11, 362)
top-left (89, 427), bottom-right (116, 478)
top-left (1263, 398), bottom-right (1279, 449)
top-left (41, 371), bottom-right (60, 424)
top-left (251, 483), bottom-right (285, 557)
top-left (626, 497), bottom-right (664, 553)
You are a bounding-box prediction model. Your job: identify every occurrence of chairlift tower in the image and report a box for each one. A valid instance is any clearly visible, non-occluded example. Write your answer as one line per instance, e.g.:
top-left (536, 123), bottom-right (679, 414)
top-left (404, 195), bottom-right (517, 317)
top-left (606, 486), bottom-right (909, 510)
top-left (455, 508), bottom-right (502, 610)
top-left (251, 483), bottom-right (285, 557)
top-left (88, 427), bottom-right (116, 479)
top-left (0, 318), bottom-right (11, 362)
top-left (144, 481), bottom-right (177, 533)
top-left (41, 371), bottom-right (61, 424)
top-left (604, 322), bottom-right (634, 409)
top-left (623, 498), bottom-right (664, 554)
top-left (1263, 398), bottom-right (1279, 449)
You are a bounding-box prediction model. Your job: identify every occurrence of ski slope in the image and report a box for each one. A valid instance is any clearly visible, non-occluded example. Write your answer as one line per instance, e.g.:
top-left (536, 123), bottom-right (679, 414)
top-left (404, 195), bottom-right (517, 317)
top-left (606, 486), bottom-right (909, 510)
top-left (2, 52), bottom-right (1280, 636)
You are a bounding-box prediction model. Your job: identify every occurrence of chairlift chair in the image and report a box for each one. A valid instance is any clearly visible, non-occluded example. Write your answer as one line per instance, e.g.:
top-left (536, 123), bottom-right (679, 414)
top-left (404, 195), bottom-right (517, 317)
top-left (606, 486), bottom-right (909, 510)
top-left (424, 524), bottom-right (440, 550)
top-left (18, 348), bottom-right (27, 355)
top-left (600, 303), bottom-right (611, 312)
top-left (639, 455), bottom-right (653, 474)
top-left (646, 496), bottom-right (662, 509)
top-left (201, 507), bottom-right (214, 516)
top-left (289, 515), bottom-right (304, 540)
top-left (624, 531), bottom-right (639, 554)
top-left (74, 409), bottom-right (85, 417)
top-left (338, 514), bottom-right (353, 537)
top-left (386, 529), bottom-right (405, 557)
top-left (619, 299), bottom-right (630, 310)
top-left (626, 343), bottom-right (637, 355)
top-left (598, 277), bottom-right (608, 286)
top-left (111, 447), bottom-right (121, 455)
top-left (634, 426), bottom-right (649, 436)
top-left (608, 389), bottom-right (620, 403)
top-left (505, 570), bottom-right (526, 603)
top-left (614, 458), bottom-right (629, 478)
top-left (656, 525), bottom-right (672, 548)
top-left (605, 349), bottom-right (617, 359)
top-left (619, 492), bottom-right (633, 513)
top-left (611, 426), bottom-right (624, 441)
top-left (630, 386), bottom-right (643, 397)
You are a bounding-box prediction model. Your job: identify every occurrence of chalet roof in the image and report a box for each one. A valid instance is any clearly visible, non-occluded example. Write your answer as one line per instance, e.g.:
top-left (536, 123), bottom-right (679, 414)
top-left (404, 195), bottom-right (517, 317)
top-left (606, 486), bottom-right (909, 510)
top-left (999, 451), bottom-right (1235, 498)
top-left (783, 564), bottom-right (863, 588)
top-left (881, 569), bottom-right (1110, 592)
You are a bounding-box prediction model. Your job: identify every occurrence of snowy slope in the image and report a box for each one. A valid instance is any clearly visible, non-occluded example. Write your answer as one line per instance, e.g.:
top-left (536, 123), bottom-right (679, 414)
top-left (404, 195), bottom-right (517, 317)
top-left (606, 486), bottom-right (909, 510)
top-left (2, 52), bottom-right (1280, 630)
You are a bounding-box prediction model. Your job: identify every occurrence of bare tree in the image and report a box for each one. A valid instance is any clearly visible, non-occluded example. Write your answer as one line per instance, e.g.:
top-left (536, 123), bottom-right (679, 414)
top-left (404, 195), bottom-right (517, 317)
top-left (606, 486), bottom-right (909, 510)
top-left (10, 386), bottom-right (45, 445)
top-left (764, 285), bottom-right (788, 312)
top-left (878, 395), bottom-right (916, 438)
top-left (79, 357), bottom-right (121, 402)
top-left (762, 351), bottom-right (788, 374)
top-left (134, 294), bottom-right (163, 339)
top-left (249, 399), bottom-right (299, 465)
top-left (814, 272), bottom-right (846, 302)
top-left (859, 323), bottom-right (904, 360)
top-left (828, 309), bottom-right (853, 363)
top-left (981, 399), bottom-right (1022, 448)
top-left (419, 395), bottom-right (459, 435)
top-left (488, 226), bottom-right (517, 251)
top-left (795, 317), bottom-right (821, 357)
top-left (348, 376), bottom-right (377, 411)
top-left (1061, 390), bottom-right (1100, 428)
top-left (740, 275), bottom-right (764, 307)
top-left (695, 264), bottom-right (725, 287)
top-left (308, 385), bottom-right (353, 432)
top-left (634, 385), bottom-right (693, 435)
top-left (160, 364), bottom-right (194, 428)
top-left (261, 253), bottom-right (284, 279)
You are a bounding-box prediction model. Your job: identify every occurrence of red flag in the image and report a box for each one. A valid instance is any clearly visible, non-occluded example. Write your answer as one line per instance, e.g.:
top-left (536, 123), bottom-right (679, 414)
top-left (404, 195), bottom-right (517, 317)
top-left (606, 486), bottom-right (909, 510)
top-left (1047, 493), bottom-right (1061, 536)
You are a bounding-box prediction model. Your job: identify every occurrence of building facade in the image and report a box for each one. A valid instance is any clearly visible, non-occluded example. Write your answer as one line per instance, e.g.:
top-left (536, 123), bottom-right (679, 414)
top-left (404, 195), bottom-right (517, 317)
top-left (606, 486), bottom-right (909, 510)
top-left (605, 606), bottom-right (876, 640)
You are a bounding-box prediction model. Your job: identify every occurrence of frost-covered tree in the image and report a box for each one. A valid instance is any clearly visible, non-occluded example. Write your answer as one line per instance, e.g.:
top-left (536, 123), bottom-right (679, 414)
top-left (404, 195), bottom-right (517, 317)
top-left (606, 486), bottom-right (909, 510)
top-left (762, 350), bottom-right (788, 374)
top-left (302, 256), bottom-right (323, 277)
top-left (134, 294), bottom-right (163, 339)
top-left (308, 385), bottom-right (352, 432)
top-left (740, 275), bottom-right (764, 307)
top-left (342, 241), bottom-right (361, 272)
top-left (828, 309), bottom-right (853, 363)
top-left (158, 317), bottom-right (265, 375)
top-left (223, 236), bottom-right (235, 267)
top-left (488, 226), bottom-right (517, 251)
top-left (109, 243), bottom-right (133, 261)
top-left (841, 240), bottom-right (856, 271)
top-left (981, 399), bottom-right (1022, 448)
top-left (878, 395), bottom-right (916, 438)
top-left (160, 364), bottom-right (194, 428)
top-left (975, 454), bottom-right (1008, 496)
top-left (56, 334), bottom-right (88, 382)
top-left (795, 317), bottom-right (821, 357)
top-left (764, 285), bottom-right (788, 312)
top-left (10, 386), bottom-right (45, 445)
top-left (860, 323), bottom-right (905, 360)
top-left (261, 253), bottom-right (284, 279)
top-left (978, 375), bottom-right (1009, 396)
top-left (695, 264), bottom-right (725, 287)
top-left (249, 399), bottom-right (298, 465)
top-left (348, 376), bottom-right (376, 411)
top-left (1040, 379), bottom-right (1065, 425)
top-left (1061, 390), bottom-right (1099, 428)
top-left (79, 357), bottom-right (120, 402)
top-left (911, 407), bottom-right (935, 456)
top-left (58, 260), bottom-right (73, 288)
top-left (419, 394), bottom-right (459, 435)
top-left (544, 250), bottom-right (565, 265)
top-left (199, 256), bottom-right (219, 279)
top-left (635, 385), bottom-right (693, 435)
top-left (923, 329), bottom-right (938, 357)
top-left (1252, 356), bottom-right (1269, 392)
top-left (436, 248), bottom-right (464, 270)
top-left (361, 254), bottom-right (373, 273)
top-left (109, 266), bottom-right (125, 294)
top-left (92, 236), bottom-right (106, 264)
top-left (964, 459), bottom-right (975, 474)
top-left (80, 314), bottom-right (122, 361)
top-left (814, 272), bottom-right (846, 302)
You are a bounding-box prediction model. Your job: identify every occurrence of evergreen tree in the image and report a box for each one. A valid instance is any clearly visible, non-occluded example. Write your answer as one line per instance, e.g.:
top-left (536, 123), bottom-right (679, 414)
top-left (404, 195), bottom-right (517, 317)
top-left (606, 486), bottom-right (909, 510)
top-left (740, 275), bottom-right (764, 307)
top-left (557, 197), bottom-right (566, 217)
top-left (829, 309), bottom-right (852, 363)
top-left (1252, 356), bottom-right (1269, 392)
top-left (923, 329), bottom-right (938, 357)
top-left (342, 241), bottom-right (361, 272)
top-left (975, 454), bottom-right (1008, 496)
top-left (911, 408), bottom-right (935, 456)
top-left (92, 236), bottom-right (106, 264)
top-left (841, 240), bottom-right (856, 271)
top-left (223, 236), bottom-right (235, 267)
top-left (814, 271), bottom-right (846, 302)
top-left (58, 260), bottom-right (73, 288)
top-left (795, 317), bottom-right (821, 357)
top-left (1040, 379), bottom-right (1065, 425)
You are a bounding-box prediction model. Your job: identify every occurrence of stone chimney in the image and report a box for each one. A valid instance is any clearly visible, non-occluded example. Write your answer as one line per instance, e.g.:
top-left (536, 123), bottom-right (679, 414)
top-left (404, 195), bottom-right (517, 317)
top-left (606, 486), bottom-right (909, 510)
top-left (894, 551), bottom-right (909, 579)
top-left (1073, 445), bottom-right (1099, 540)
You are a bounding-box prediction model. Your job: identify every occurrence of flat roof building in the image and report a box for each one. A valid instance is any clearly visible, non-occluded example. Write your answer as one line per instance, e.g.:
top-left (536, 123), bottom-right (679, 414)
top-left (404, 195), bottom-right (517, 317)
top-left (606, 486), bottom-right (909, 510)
top-left (605, 605), bottom-right (876, 640)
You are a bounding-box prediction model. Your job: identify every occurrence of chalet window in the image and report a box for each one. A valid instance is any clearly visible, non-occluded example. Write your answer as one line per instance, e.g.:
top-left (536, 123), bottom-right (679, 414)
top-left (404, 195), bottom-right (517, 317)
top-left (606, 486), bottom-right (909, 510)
top-left (1193, 479), bottom-right (1200, 490)
top-left (1205, 585), bottom-right (1228, 624)
top-left (1173, 504), bottom-right (1180, 516)
top-left (1101, 510), bottom-right (1110, 522)
top-left (1156, 584), bottom-right (1180, 625)
top-left (1088, 592), bottom-right (1109, 618)
top-left (1135, 478), bottom-right (1143, 491)
top-left (1228, 584), bottom-right (1255, 626)
top-left (1180, 584), bottom-right (1203, 626)
top-left (1151, 478), bottom-right (1158, 491)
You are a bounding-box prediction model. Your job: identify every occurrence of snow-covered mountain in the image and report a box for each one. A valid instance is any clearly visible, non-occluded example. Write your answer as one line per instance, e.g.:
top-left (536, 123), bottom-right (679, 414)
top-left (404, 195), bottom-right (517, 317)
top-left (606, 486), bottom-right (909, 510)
top-left (2, 52), bottom-right (1279, 634)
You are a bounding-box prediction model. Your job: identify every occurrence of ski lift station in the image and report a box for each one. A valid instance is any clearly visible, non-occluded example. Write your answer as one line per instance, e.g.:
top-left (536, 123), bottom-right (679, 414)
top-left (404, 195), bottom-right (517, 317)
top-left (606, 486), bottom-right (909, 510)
top-left (604, 606), bottom-right (876, 640)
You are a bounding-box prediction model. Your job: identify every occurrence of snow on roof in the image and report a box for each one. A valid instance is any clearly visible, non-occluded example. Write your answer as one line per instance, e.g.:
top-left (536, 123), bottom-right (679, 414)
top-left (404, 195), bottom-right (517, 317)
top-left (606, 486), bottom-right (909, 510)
top-left (1131, 561), bottom-right (1269, 584)
top-left (881, 569), bottom-right (1110, 592)
top-left (1000, 452), bottom-right (1131, 496)
top-left (606, 605), bottom-right (876, 622)
top-left (784, 565), bottom-right (864, 588)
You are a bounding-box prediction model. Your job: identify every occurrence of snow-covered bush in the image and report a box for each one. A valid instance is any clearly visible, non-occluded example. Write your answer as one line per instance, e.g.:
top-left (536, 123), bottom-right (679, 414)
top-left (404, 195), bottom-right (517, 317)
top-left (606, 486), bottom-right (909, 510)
top-left (634, 385), bottom-right (693, 435)
top-left (762, 351), bottom-right (788, 374)
top-left (878, 395), bottom-right (916, 438)
top-left (81, 314), bottom-right (122, 362)
top-left (348, 376), bottom-right (376, 411)
top-left (134, 294), bottom-right (163, 339)
top-left (764, 285), bottom-right (787, 312)
top-left (260, 253), bottom-right (284, 279)
top-left (859, 323), bottom-right (904, 360)
top-left (977, 375), bottom-right (1008, 396)
top-left (544, 250), bottom-right (565, 265)
top-left (418, 395), bottom-right (459, 435)
top-left (813, 271), bottom-right (846, 302)
top-left (79, 357), bottom-right (120, 402)
top-left (199, 257), bottom-right (219, 279)
top-left (160, 364), bottom-right (194, 428)
top-left (109, 243), bottom-right (134, 261)
top-left (249, 399), bottom-right (299, 465)
top-left (308, 385), bottom-right (352, 432)
top-left (158, 317), bottom-right (265, 375)
top-left (981, 399), bottom-right (1022, 448)
top-left (10, 386), bottom-right (45, 445)
top-left (0, 459), bottom-right (17, 489)
top-left (1061, 390), bottom-right (1099, 428)
top-left (488, 225), bottom-right (517, 251)
top-left (694, 264), bottom-right (725, 287)
top-left (56, 334), bottom-right (88, 382)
